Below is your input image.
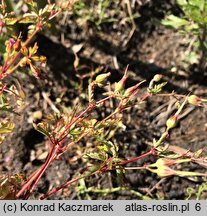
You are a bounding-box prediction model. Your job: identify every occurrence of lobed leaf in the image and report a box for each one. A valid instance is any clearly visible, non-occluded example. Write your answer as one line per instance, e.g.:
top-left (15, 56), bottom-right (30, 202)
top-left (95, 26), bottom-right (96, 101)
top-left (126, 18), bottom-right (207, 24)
top-left (33, 122), bottom-right (50, 137)
top-left (0, 121), bottom-right (15, 134)
top-left (86, 151), bottom-right (108, 161)
top-left (98, 141), bottom-right (119, 157)
top-left (149, 82), bottom-right (168, 94)
top-left (0, 174), bottom-right (24, 199)
top-left (4, 17), bottom-right (18, 25)
top-left (161, 15), bottom-right (189, 29)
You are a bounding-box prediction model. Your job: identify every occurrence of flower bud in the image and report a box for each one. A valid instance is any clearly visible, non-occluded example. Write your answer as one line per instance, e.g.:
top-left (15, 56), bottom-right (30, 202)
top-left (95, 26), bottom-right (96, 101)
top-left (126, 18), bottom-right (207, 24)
top-left (153, 74), bottom-right (163, 82)
top-left (166, 115), bottom-right (177, 129)
top-left (123, 80), bottom-right (145, 97)
top-left (9, 38), bottom-right (15, 45)
top-left (5, 39), bottom-right (15, 53)
top-left (95, 72), bottom-right (111, 84)
top-left (188, 95), bottom-right (201, 106)
top-left (29, 42), bottom-right (38, 56)
top-left (157, 166), bottom-right (176, 177)
top-left (115, 66), bottom-right (128, 93)
top-left (115, 76), bottom-right (127, 93)
top-left (124, 83), bottom-right (140, 97)
top-left (155, 158), bottom-right (176, 167)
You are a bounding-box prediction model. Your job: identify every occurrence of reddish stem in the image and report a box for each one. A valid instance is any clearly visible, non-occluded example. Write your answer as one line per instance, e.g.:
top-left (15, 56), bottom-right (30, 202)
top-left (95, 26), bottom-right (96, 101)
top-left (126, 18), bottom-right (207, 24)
top-left (40, 176), bottom-right (80, 200)
top-left (16, 142), bottom-right (57, 198)
top-left (0, 84), bottom-right (7, 94)
top-left (96, 95), bottom-right (114, 105)
top-left (40, 148), bottom-right (156, 199)
top-left (58, 103), bottom-right (95, 143)
top-left (115, 148), bottom-right (156, 166)
top-left (17, 91), bottom-right (140, 199)
top-left (16, 102), bottom-right (97, 198)
top-left (1, 26), bottom-right (41, 76)
top-left (24, 146), bottom-right (59, 199)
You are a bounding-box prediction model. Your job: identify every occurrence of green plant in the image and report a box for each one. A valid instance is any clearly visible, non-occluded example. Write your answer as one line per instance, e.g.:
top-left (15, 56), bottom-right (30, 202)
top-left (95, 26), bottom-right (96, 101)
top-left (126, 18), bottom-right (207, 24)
top-left (75, 178), bottom-right (151, 200)
top-left (161, 0), bottom-right (207, 71)
top-left (1, 0), bottom-right (207, 200)
top-left (73, 0), bottom-right (139, 30)
top-left (73, 0), bottom-right (115, 28)
top-left (0, 0), bottom-right (77, 198)
top-left (36, 73), bottom-right (207, 200)
top-left (186, 182), bottom-right (207, 200)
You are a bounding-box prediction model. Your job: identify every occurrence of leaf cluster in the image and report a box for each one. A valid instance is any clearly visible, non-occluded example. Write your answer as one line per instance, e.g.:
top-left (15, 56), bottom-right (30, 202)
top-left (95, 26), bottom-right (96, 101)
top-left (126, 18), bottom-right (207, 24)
top-left (161, 0), bottom-right (207, 67)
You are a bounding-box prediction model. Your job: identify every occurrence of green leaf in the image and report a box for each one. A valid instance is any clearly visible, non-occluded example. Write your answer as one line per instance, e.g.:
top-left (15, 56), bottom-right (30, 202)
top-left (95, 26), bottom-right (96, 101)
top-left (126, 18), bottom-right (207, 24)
top-left (0, 174), bottom-right (24, 199)
top-left (185, 6), bottom-right (203, 23)
top-left (24, 0), bottom-right (38, 9)
top-left (184, 51), bottom-right (199, 64)
top-left (188, 0), bottom-right (205, 9)
top-left (98, 141), bottom-right (119, 157)
top-left (176, 0), bottom-right (188, 6)
top-left (0, 104), bottom-right (19, 115)
top-left (184, 23), bottom-right (199, 32)
top-left (0, 136), bottom-right (5, 145)
top-left (33, 122), bottom-right (50, 137)
top-left (4, 17), bottom-right (18, 25)
top-left (196, 182), bottom-right (207, 199)
top-left (19, 17), bottom-right (37, 24)
top-left (86, 151), bottom-right (107, 161)
top-left (19, 12), bottom-right (38, 24)
top-left (0, 38), bottom-right (6, 54)
top-left (149, 82), bottom-right (168, 94)
top-left (161, 15), bottom-right (189, 29)
top-left (116, 166), bottom-right (126, 185)
top-left (0, 121), bottom-right (15, 134)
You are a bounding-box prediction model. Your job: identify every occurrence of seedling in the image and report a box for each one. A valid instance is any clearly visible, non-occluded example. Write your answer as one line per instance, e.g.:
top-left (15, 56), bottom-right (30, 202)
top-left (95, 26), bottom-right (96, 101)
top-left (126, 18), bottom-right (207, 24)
top-left (161, 0), bottom-right (207, 71)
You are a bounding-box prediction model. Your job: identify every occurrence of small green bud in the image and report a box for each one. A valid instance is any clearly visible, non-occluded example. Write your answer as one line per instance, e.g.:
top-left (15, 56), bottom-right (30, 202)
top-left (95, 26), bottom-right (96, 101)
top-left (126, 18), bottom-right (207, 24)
top-left (188, 95), bottom-right (201, 106)
top-left (166, 115), bottom-right (177, 129)
top-left (95, 72), bottom-right (111, 84)
top-left (115, 76), bottom-right (127, 93)
top-left (153, 74), bottom-right (163, 82)
top-left (115, 66), bottom-right (128, 92)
